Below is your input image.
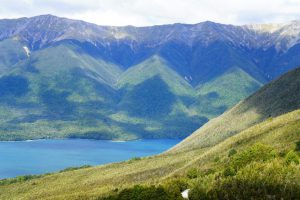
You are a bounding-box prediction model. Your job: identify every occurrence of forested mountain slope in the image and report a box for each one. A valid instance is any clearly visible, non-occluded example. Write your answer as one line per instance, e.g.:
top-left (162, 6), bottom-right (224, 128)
top-left (1, 15), bottom-right (300, 140)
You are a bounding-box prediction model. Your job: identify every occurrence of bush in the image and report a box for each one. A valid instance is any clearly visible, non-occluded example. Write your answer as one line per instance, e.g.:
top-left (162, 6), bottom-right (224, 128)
top-left (213, 160), bottom-right (300, 199)
top-left (189, 175), bottom-right (215, 200)
top-left (186, 168), bottom-right (199, 179)
top-left (230, 143), bottom-right (276, 170)
top-left (278, 150), bottom-right (287, 157)
top-left (285, 151), bottom-right (299, 165)
top-left (228, 149), bottom-right (237, 157)
top-left (0, 174), bottom-right (43, 186)
top-left (128, 157), bottom-right (142, 163)
top-left (190, 160), bottom-right (300, 200)
top-left (295, 140), bottom-right (300, 152)
top-left (164, 178), bottom-right (188, 200)
top-left (213, 156), bottom-right (220, 162)
top-left (99, 185), bottom-right (170, 200)
top-left (59, 165), bottom-right (91, 173)
top-left (223, 166), bottom-right (236, 177)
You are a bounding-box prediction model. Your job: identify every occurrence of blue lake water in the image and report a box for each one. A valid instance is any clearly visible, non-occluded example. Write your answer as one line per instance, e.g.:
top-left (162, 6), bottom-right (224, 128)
top-left (0, 139), bottom-right (180, 179)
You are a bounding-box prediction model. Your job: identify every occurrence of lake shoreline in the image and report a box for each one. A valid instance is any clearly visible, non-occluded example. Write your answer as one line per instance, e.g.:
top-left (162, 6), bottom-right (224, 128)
top-left (0, 137), bottom-right (136, 143)
top-left (0, 137), bottom-right (184, 142)
top-left (0, 138), bottom-right (181, 179)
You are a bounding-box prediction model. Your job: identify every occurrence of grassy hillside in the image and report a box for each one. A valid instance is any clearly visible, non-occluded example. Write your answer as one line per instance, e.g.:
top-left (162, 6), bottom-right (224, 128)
top-left (170, 67), bottom-right (300, 152)
top-left (193, 67), bottom-right (263, 118)
top-left (117, 56), bottom-right (195, 96)
top-left (0, 108), bottom-right (299, 200)
top-left (112, 56), bottom-right (208, 138)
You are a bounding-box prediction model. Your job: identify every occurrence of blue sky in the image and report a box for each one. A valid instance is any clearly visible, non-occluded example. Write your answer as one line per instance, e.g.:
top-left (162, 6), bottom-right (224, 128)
top-left (0, 0), bottom-right (300, 26)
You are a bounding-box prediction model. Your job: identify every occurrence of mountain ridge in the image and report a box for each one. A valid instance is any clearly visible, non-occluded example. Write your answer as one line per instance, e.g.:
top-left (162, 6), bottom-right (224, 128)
top-left (1, 15), bottom-right (300, 140)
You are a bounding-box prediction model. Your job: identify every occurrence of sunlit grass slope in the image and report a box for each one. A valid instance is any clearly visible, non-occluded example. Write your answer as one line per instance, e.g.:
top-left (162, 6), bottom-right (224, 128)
top-left (170, 67), bottom-right (300, 152)
top-left (193, 67), bottom-right (263, 118)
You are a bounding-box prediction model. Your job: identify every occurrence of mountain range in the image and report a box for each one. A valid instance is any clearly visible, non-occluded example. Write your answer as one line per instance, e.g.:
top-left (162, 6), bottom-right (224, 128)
top-left (1, 15), bottom-right (300, 140)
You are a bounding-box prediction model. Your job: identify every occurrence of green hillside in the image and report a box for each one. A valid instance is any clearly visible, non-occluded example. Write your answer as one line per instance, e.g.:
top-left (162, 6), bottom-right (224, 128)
top-left (0, 42), bottom-right (134, 141)
top-left (0, 39), bottom-right (27, 74)
top-left (1, 50), bottom-right (264, 141)
top-left (117, 55), bottom-right (195, 96)
top-left (0, 46), bottom-right (209, 141)
top-left (170, 67), bottom-right (300, 152)
top-left (112, 56), bottom-right (207, 138)
top-left (0, 33), bottom-right (273, 141)
top-left (193, 67), bottom-right (263, 118)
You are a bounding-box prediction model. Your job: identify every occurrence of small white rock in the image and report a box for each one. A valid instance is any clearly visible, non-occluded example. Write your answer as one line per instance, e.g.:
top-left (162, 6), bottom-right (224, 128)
top-left (181, 189), bottom-right (190, 199)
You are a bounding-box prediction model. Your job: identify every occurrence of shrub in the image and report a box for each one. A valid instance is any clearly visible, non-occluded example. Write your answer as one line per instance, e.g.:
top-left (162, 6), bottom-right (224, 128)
top-left (0, 174), bottom-right (43, 186)
top-left (223, 166), bottom-right (236, 177)
top-left (285, 151), bottom-right (299, 165)
top-left (128, 157), bottom-right (142, 163)
top-left (214, 156), bottom-right (220, 162)
top-left (99, 185), bottom-right (170, 200)
top-left (131, 157), bottom-right (141, 161)
top-left (295, 140), bottom-right (300, 152)
top-left (189, 175), bottom-right (215, 200)
top-left (164, 178), bottom-right (188, 200)
top-left (59, 165), bottom-right (91, 173)
top-left (230, 143), bottom-right (276, 170)
top-left (212, 160), bottom-right (300, 199)
top-left (278, 150), bottom-right (287, 157)
top-left (228, 149), bottom-right (237, 157)
top-left (186, 168), bottom-right (199, 179)
top-left (190, 160), bottom-right (300, 200)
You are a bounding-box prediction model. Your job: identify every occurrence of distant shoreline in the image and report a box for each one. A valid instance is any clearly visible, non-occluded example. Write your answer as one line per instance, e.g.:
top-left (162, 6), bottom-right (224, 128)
top-left (0, 138), bottom-right (180, 143)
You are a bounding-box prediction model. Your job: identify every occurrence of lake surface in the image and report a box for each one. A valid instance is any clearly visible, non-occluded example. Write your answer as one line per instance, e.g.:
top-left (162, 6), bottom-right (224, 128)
top-left (0, 139), bottom-right (180, 179)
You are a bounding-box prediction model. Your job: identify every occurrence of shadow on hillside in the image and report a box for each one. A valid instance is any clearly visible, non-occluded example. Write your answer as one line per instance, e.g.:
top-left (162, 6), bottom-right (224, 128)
top-left (119, 75), bottom-right (176, 118)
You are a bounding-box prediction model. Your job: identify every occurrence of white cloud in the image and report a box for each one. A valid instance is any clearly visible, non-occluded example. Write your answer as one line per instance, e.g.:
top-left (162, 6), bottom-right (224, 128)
top-left (0, 0), bottom-right (299, 26)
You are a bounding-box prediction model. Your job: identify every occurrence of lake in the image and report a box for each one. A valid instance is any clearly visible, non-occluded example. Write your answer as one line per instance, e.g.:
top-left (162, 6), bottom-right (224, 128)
top-left (0, 139), bottom-right (180, 179)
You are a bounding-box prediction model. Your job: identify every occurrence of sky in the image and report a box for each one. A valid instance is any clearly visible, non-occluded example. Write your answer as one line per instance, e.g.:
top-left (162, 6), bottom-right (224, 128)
top-left (0, 0), bottom-right (300, 26)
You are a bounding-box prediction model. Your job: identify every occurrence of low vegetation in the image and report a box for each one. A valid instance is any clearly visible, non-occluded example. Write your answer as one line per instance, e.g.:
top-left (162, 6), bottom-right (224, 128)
top-left (98, 143), bottom-right (299, 200)
top-left (189, 146), bottom-right (300, 200)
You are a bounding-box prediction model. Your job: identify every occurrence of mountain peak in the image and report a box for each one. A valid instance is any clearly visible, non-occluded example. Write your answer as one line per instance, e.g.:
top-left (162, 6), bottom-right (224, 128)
top-left (1, 15), bottom-right (300, 52)
top-left (31, 14), bottom-right (59, 19)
